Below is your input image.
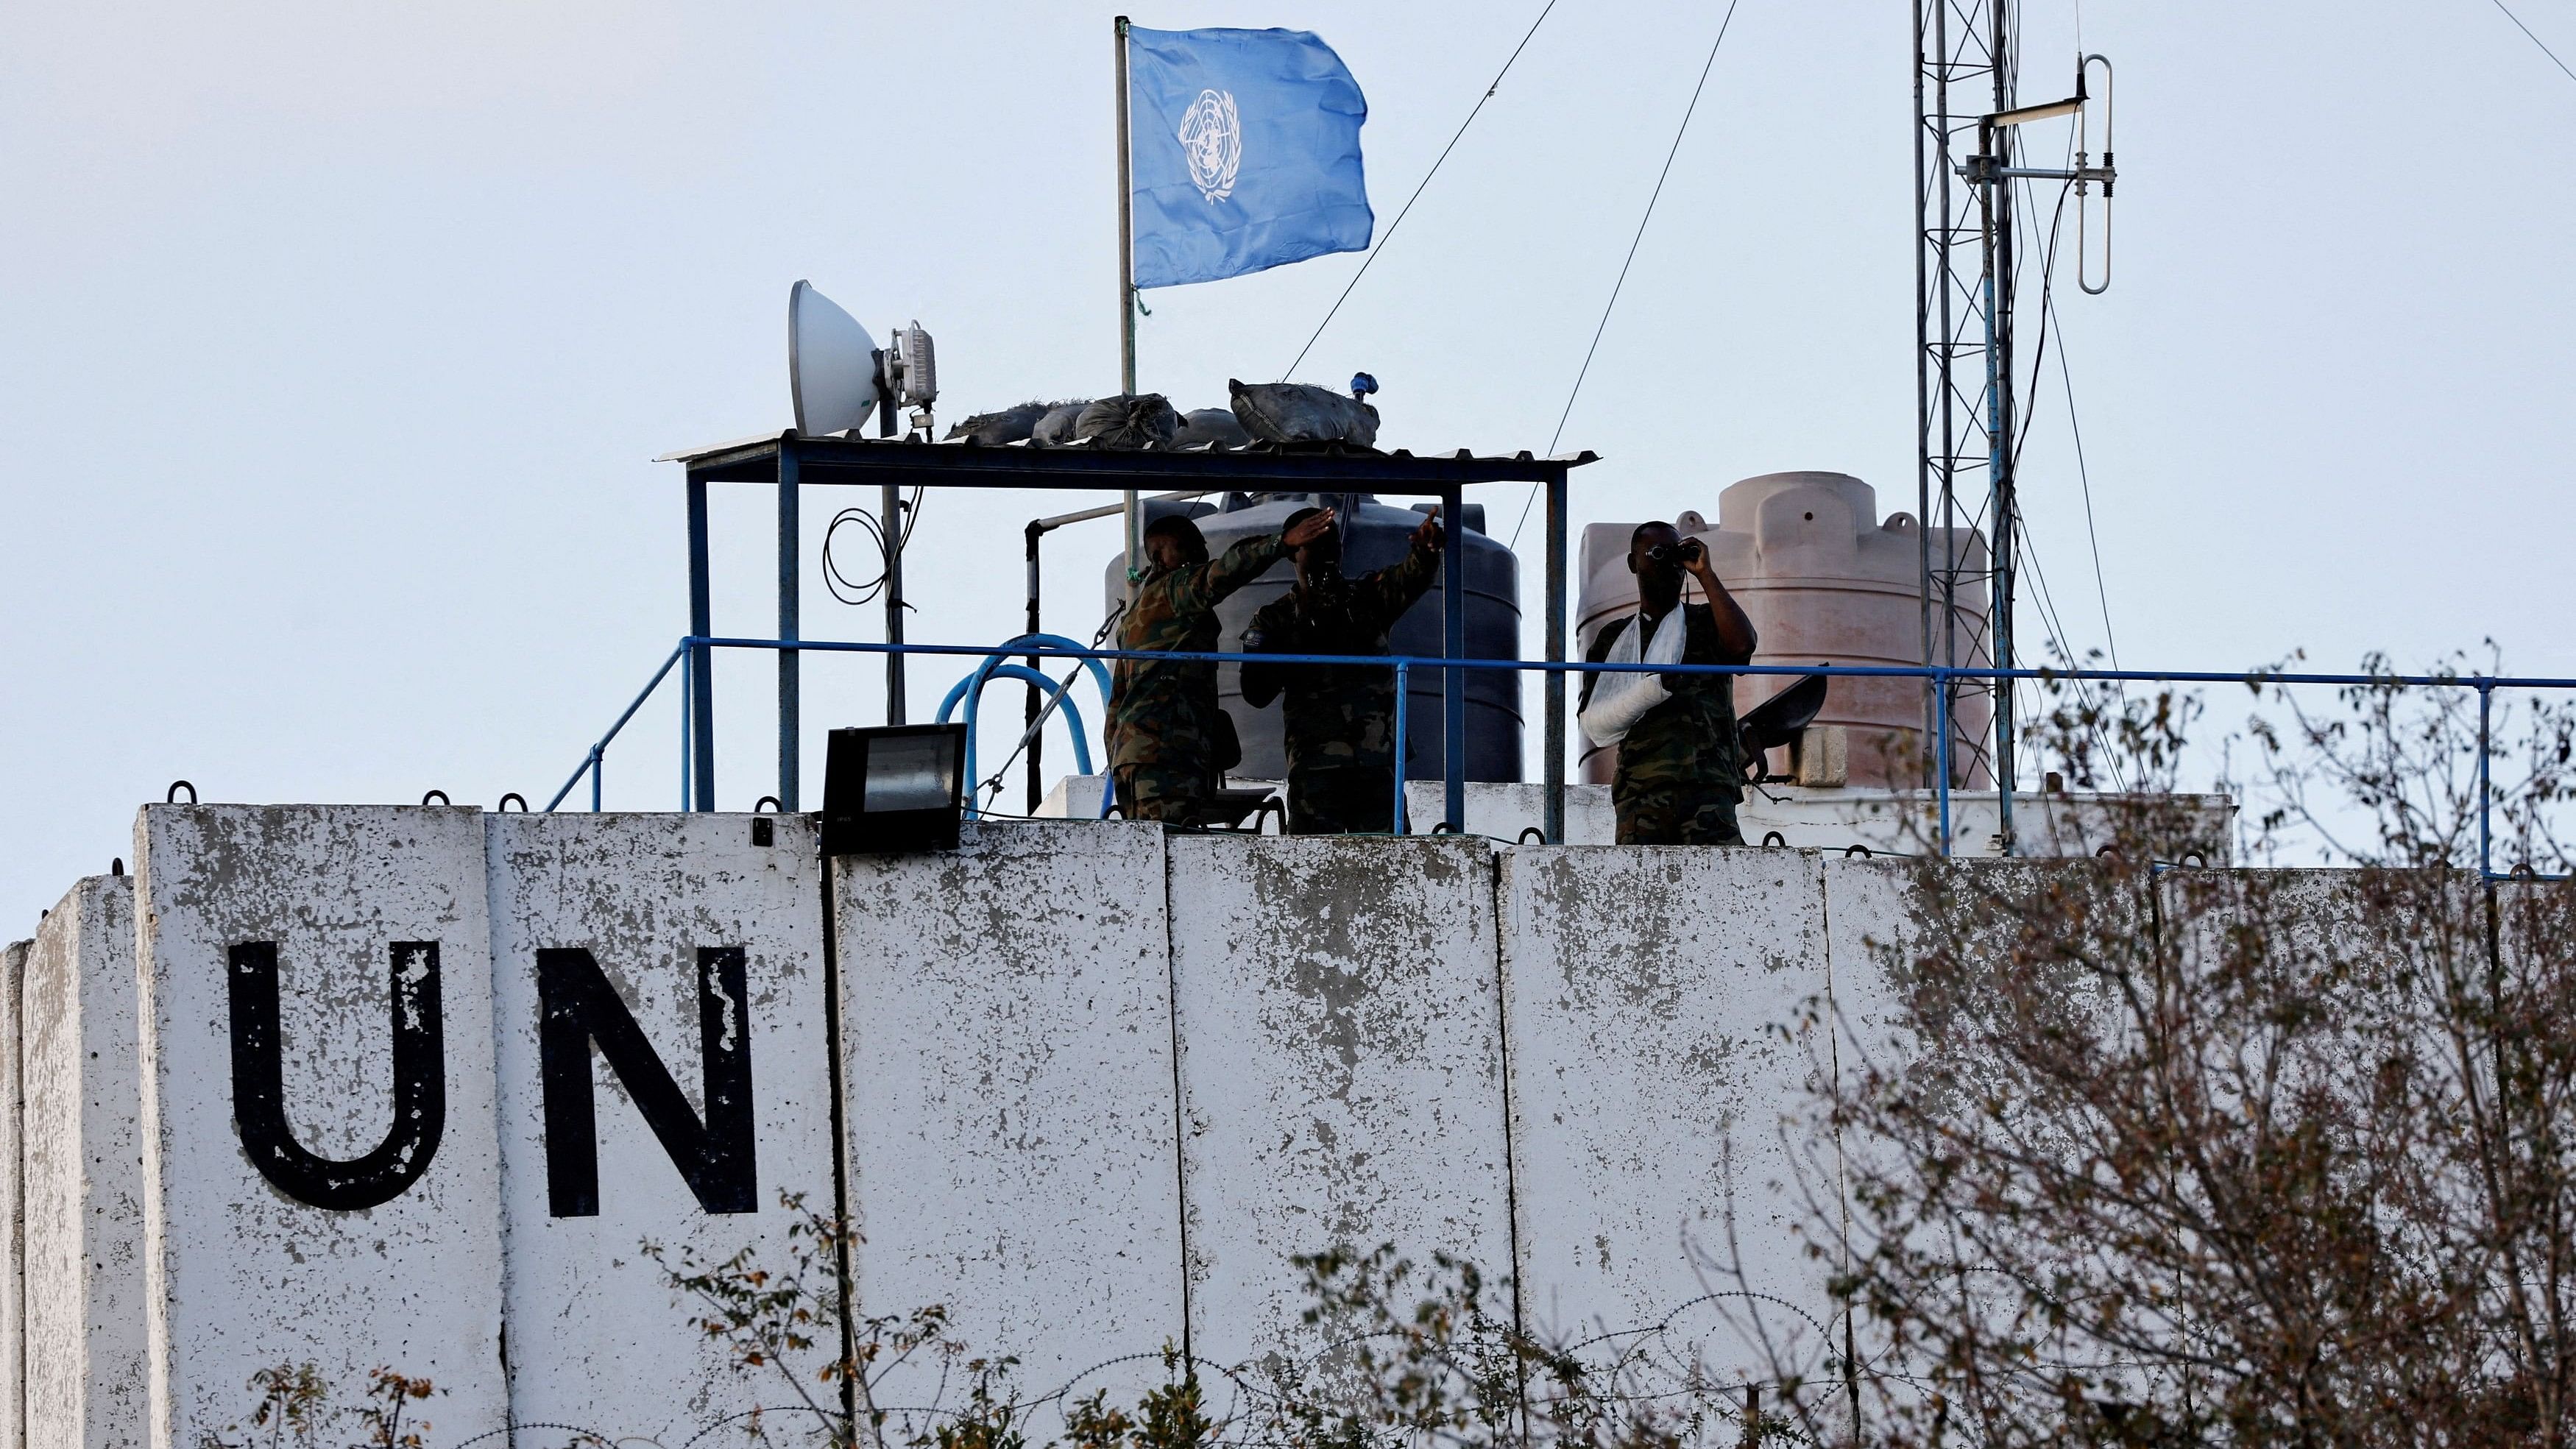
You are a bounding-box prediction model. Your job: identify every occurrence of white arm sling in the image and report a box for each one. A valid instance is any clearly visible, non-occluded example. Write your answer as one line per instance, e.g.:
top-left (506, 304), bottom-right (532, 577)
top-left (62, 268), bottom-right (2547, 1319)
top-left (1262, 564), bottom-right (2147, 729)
top-left (1579, 609), bottom-right (1689, 750)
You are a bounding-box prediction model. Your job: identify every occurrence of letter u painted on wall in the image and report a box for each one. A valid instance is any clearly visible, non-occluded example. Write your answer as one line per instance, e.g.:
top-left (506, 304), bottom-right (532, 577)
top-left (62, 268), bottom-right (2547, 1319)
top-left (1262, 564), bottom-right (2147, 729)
top-left (227, 940), bottom-right (757, 1215)
top-left (227, 940), bottom-right (447, 1211)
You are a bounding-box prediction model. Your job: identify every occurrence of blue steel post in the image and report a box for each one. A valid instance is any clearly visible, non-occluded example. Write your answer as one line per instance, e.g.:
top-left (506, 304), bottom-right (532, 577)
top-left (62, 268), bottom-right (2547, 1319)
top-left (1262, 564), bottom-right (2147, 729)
top-left (1934, 671), bottom-right (1953, 856)
top-left (590, 747), bottom-right (603, 812)
top-left (1442, 483), bottom-right (1465, 832)
top-left (679, 648), bottom-right (692, 809)
top-left (2479, 681), bottom-right (2494, 879)
top-left (687, 471), bottom-right (715, 811)
top-left (1392, 660), bottom-right (1410, 834)
top-left (777, 444), bottom-right (802, 811)
top-left (1544, 470), bottom-right (1567, 844)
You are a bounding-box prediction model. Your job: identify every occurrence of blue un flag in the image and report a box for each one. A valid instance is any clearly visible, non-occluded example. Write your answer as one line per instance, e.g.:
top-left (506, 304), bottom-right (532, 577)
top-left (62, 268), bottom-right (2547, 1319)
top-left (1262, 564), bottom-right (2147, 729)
top-left (1127, 25), bottom-right (1373, 289)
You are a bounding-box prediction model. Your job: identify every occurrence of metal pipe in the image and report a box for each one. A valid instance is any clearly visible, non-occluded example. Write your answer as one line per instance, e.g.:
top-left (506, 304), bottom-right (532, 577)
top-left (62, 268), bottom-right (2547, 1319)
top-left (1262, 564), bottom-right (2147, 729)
top-left (673, 636), bottom-right (2576, 693)
top-left (1032, 489), bottom-right (1220, 536)
top-left (1026, 521), bottom-right (1045, 814)
top-left (882, 481), bottom-right (907, 725)
top-left (1911, 0), bottom-right (1938, 793)
top-left (778, 444), bottom-right (802, 810)
top-left (1114, 14), bottom-right (1141, 591)
top-left (1392, 659), bottom-right (1410, 835)
top-left (1441, 483), bottom-right (1466, 832)
top-left (1935, 671), bottom-right (1953, 856)
top-left (545, 641), bottom-right (685, 811)
top-left (2480, 681), bottom-right (2494, 879)
top-left (1543, 471), bottom-right (1568, 843)
top-left (687, 472), bottom-right (715, 811)
top-left (590, 747), bottom-right (603, 813)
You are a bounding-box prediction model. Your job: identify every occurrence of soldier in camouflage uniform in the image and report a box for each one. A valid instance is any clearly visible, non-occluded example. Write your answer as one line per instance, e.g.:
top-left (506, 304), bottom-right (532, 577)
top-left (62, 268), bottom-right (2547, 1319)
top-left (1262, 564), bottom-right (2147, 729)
top-left (1107, 509), bottom-right (1339, 823)
top-left (1239, 506), bottom-right (1445, 834)
top-left (1578, 521), bottom-right (1760, 845)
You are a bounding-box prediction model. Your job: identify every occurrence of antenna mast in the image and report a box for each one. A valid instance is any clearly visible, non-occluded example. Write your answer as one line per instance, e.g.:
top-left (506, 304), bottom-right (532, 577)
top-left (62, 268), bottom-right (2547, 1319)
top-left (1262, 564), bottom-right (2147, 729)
top-left (1914, 5), bottom-right (2112, 852)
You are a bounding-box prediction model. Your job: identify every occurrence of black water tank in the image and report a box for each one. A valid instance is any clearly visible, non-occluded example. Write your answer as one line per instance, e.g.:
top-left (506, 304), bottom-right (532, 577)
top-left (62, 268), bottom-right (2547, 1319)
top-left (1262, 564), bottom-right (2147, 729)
top-left (1102, 492), bottom-right (1523, 783)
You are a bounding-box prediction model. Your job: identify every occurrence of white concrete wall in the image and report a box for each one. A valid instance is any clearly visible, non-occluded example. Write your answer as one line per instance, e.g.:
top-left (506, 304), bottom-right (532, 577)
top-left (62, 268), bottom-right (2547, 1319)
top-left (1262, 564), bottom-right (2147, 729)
top-left (133, 805), bottom-right (507, 1449)
top-left (1, 936), bottom-right (25, 1449)
top-left (1166, 835), bottom-right (1512, 1380)
top-left (486, 812), bottom-right (837, 1447)
top-left (22, 875), bottom-right (146, 1449)
top-left (1499, 848), bottom-right (1844, 1386)
top-left (833, 821), bottom-right (1186, 1427)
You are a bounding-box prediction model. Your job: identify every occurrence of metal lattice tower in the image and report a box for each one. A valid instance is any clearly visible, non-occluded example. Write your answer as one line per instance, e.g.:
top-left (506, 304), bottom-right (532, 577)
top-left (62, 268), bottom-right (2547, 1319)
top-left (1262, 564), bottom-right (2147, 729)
top-left (1914, 0), bottom-right (2019, 815)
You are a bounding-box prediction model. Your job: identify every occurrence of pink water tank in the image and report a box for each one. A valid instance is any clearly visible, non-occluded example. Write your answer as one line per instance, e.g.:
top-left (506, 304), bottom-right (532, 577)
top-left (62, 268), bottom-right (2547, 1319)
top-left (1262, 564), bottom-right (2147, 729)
top-left (1575, 471), bottom-right (1991, 789)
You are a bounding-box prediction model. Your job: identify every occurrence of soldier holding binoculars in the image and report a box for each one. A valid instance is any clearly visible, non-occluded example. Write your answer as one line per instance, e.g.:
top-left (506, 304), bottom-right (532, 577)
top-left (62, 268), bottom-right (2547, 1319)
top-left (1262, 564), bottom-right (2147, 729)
top-left (1579, 520), bottom-right (1759, 846)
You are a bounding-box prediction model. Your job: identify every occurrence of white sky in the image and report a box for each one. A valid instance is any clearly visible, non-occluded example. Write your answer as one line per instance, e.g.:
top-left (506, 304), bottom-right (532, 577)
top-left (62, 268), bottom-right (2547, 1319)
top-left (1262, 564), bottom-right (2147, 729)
top-left (6, 0), bottom-right (2573, 918)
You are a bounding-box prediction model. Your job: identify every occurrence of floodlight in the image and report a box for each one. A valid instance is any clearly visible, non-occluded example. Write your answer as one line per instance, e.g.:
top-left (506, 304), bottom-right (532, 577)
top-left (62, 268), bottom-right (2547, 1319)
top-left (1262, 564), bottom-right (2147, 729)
top-left (821, 724), bottom-right (966, 854)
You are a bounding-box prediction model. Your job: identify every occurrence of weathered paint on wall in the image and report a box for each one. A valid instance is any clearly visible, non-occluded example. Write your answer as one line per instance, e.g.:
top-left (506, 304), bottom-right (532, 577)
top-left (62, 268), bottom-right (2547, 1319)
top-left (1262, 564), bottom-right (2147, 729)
top-left (487, 812), bottom-right (837, 1446)
top-left (1, 936), bottom-right (26, 1449)
top-left (1499, 847), bottom-right (1842, 1384)
top-left (22, 876), bottom-right (146, 1449)
top-left (834, 821), bottom-right (1188, 1428)
top-left (133, 806), bottom-right (508, 1449)
top-left (1166, 835), bottom-right (1513, 1382)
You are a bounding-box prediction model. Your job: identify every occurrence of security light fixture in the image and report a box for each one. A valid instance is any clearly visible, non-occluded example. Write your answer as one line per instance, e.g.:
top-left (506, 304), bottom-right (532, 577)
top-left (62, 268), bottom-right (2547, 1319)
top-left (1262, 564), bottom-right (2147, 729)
top-left (821, 724), bottom-right (966, 854)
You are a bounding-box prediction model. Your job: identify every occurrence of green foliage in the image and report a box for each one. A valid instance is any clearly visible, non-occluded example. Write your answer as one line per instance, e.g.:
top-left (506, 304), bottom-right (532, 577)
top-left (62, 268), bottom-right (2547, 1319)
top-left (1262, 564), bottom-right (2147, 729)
top-left (201, 1364), bottom-right (437, 1449)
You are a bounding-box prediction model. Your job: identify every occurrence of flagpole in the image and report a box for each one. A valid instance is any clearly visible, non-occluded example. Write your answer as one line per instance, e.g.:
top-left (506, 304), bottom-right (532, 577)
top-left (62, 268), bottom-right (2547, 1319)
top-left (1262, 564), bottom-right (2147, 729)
top-left (1114, 14), bottom-right (1140, 589)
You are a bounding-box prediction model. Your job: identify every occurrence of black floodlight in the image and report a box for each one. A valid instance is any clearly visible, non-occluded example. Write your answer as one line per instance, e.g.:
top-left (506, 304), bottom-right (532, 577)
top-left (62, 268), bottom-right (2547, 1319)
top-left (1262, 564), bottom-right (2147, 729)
top-left (822, 724), bottom-right (966, 854)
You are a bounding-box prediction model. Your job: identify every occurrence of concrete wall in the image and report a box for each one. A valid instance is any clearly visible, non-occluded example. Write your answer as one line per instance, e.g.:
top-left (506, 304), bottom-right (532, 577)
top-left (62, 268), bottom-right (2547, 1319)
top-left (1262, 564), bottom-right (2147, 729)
top-left (1167, 835), bottom-right (1513, 1381)
top-left (486, 812), bottom-right (836, 1447)
top-left (22, 876), bottom-right (146, 1449)
top-left (834, 821), bottom-right (1187, 1427)
top-left (1, 937), bottom-right (24, 1449)
top-left (16, 801), bottom-right (2338, 1439)
top-left (133, 806), bottom-right (508, 1449)
top-left (1499, 848), bottom-right (1847, 1384)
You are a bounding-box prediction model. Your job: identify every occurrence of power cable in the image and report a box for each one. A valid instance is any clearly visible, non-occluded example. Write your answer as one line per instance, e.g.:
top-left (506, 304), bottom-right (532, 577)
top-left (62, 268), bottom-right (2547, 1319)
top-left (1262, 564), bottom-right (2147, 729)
top-left (1281, 0), bottom-right (1560, 380)
top-left (1508, 0), bottom-right (1746, 551)
top-left (821, 489), bottom-right (924, 607)
top-left (2484, 0), bottom-right (2576, 84)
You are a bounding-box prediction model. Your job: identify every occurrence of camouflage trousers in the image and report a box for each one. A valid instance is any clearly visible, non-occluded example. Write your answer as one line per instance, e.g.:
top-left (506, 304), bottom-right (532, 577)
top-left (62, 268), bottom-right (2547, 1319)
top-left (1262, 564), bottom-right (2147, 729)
top-left (1285, 766), bottom-right (1397, 836)
top-left (1613, 783), bottom-right (1745, 846)
top-left (1113, 762), bottom-right (1217, 823)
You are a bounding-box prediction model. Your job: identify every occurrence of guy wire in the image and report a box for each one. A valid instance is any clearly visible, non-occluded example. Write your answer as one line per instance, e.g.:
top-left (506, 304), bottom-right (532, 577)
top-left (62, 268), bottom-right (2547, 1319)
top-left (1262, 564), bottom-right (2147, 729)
top-left (1281, 0), bottom-right (1560, 380)
top-left (1510, 0), bottom-right (1746, 551)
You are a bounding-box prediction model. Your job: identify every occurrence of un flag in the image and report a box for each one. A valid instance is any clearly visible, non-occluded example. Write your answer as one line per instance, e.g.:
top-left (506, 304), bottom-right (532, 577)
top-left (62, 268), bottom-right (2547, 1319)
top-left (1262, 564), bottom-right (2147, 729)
top-left (1128, 26), bottom-right (1374, 289)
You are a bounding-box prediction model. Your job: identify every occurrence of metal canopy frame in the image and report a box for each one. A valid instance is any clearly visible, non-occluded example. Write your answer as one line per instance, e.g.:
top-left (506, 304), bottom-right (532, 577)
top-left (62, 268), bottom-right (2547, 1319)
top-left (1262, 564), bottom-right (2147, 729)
top-left (659, 431), bottom-right (1597, 839)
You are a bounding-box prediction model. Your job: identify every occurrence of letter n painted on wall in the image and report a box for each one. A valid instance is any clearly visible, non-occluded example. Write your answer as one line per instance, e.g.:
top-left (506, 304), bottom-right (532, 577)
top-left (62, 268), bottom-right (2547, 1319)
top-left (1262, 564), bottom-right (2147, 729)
top-left (536, 946), bottom-right (755, 1216)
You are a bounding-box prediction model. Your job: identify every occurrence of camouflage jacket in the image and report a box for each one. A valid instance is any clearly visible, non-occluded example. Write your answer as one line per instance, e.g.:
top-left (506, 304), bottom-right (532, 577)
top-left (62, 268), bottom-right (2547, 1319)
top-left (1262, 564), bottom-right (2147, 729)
top-left (1238, 542), bottom-right (1440, 779)
top-left (1579, 603), bottom-right (1755, 800)
top-left (1105, 534), bottom-right (1287, 773)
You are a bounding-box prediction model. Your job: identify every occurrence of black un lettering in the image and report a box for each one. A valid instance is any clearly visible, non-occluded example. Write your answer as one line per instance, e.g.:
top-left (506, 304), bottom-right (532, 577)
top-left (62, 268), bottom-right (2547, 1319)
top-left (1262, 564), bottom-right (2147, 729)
top-left (536, 946), bottom-right (756, 1216)
top-left (228, 940), bottom-right (447, 1212)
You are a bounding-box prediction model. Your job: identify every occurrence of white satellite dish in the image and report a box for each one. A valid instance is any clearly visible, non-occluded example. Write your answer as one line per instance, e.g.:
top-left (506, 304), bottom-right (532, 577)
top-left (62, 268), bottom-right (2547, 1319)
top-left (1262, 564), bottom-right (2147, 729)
top-left (788, 280), bottom-right (878, 434)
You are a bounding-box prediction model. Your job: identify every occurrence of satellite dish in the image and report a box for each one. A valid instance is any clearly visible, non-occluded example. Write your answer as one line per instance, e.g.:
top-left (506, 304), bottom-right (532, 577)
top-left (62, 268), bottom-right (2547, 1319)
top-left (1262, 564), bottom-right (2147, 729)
top-left (789, 280), bottom-right (878, 434)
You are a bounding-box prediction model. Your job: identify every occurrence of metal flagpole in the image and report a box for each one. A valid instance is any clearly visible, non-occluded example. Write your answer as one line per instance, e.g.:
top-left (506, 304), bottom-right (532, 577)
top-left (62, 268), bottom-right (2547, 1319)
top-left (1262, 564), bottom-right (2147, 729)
top-left (1115, 15), bottom-right (1141, 592)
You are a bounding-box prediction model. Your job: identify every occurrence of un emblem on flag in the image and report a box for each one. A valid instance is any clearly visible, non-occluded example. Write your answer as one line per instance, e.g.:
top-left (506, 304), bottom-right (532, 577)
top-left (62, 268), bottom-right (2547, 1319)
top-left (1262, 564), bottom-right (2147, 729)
top-left (1177, 88), bottom-right (1242, 203)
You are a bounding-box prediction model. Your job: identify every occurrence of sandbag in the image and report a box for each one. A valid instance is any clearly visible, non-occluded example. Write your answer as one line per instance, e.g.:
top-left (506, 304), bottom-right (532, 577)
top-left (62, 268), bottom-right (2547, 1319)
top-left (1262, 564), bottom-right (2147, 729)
top-left (1227, 379), bottom-right (1379, 448)
top-left (1030, 400), bottom-right (1091, 447)
top-left (944, 401), bottom-right (1051, 446)
top-left (1073, 394), bottom-right (1182, 450)
top-left (1172, 407), bottom-right (1253, 451)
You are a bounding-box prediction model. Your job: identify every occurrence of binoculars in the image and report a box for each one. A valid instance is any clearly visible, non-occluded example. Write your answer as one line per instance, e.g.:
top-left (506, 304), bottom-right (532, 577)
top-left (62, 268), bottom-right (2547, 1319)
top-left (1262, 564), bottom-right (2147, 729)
top-left (1642, 538), bottom-right (1705, 566)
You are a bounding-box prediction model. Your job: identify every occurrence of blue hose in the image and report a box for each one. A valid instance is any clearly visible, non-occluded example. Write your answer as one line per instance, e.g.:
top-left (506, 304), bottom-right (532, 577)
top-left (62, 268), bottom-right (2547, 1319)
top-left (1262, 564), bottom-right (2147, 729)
top-left (938, 636), bottom-right (1119, 818)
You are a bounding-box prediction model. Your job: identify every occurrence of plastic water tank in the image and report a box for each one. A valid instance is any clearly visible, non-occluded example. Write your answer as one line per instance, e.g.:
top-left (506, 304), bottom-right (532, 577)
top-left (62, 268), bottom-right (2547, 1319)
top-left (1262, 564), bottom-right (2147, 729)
top-left (1575, 472), bottom-right (1990, 788)
top-left (1103, 492), bottom-right (1523, 784)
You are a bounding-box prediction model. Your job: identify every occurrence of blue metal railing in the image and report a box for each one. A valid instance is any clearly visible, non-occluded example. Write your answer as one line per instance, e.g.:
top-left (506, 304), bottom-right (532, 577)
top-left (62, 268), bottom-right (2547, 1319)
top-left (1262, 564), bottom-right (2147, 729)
top-left (549, 634), bottom-right (2576, 880)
